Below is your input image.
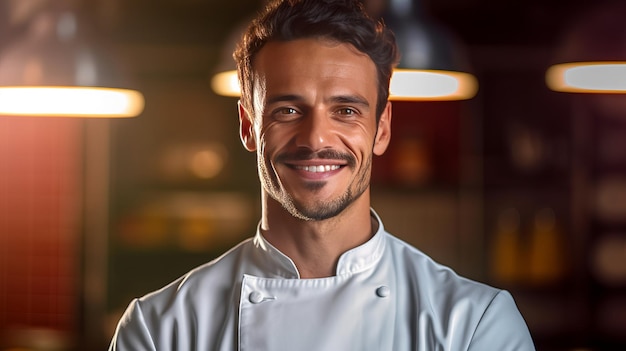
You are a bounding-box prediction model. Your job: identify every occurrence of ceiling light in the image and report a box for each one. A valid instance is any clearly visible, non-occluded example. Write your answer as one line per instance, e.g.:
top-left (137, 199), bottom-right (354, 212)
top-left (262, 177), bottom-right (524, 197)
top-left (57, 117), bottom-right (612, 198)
top-left (210, 70), bottom-right (240, 98)
top-left (210, 20), bottom-right (247, 98)
top-left (546, 2), bottom-right (626, 94)
top-left (383, 0), bottom-right (478, 101)
top-left (0, 7), bottom-right (144, 117)
top-left (390, 69), bottom-right (478, 101)
top-left (546, 62), bottom-right (626, 93)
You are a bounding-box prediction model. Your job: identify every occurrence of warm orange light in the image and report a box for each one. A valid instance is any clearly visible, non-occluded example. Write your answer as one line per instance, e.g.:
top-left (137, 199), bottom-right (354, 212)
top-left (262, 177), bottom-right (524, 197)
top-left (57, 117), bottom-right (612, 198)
top-left (210, 70), bottom-right (240, 97)
top-left (546, 62), bottom-right (626, 93)
top-left (389, 69), bottom-right (478, 101)
top-left (0, 86), bottom-right (145, 117)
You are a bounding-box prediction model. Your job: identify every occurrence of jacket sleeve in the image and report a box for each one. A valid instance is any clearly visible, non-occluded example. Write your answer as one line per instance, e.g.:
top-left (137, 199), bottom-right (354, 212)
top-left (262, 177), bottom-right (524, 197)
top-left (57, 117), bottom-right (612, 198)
top-left (467, 290), bottom-right (536, 351)
top-left (108, 299), bottom-right (157, 351)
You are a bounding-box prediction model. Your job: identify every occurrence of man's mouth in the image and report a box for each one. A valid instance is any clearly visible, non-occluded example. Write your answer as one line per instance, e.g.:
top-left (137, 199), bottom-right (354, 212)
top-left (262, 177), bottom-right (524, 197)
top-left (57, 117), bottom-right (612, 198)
top-left (293, 165), bottom-right (342, 173)
top-left (277, 149), bottom-right (354, 176)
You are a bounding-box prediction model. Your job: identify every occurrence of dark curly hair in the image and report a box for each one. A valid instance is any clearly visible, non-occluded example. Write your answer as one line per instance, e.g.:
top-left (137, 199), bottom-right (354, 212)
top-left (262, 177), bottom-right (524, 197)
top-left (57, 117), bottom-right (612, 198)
top-left (234, 0), bottom-right (399, 121)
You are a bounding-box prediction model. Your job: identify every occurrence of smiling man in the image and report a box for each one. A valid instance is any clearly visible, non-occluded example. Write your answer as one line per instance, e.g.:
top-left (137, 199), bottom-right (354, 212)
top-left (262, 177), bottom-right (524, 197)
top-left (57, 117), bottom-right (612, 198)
top-left (109, 0), bottom-right (535, 350)
top-left (239, 37), bottom-right (392, 279)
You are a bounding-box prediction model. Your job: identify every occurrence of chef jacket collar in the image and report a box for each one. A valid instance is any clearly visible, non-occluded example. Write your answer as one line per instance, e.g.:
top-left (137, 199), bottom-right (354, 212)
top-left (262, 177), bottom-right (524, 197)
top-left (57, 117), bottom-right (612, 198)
top-left (252, 209), bottom-right (387, 279)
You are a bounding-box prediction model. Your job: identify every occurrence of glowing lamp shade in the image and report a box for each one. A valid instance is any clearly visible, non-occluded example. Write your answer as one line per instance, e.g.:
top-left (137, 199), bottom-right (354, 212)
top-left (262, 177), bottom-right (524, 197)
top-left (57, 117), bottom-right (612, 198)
top-left (546, 62), bottom-right (626, 93)
top-left (546, 2), bottom-right (626, 95)
top-left (210, 70), bottom-right (240, 98)
top-left (383, 0), bottom-right (478, 101)
top-left (210, 19), bottom-right (248, 98)
top-left (0, 86), bottom-right (145, 117)
top-left (390, 69), bottom-right (478, 101)
top-left (0, 9), bottom-right (144, 117)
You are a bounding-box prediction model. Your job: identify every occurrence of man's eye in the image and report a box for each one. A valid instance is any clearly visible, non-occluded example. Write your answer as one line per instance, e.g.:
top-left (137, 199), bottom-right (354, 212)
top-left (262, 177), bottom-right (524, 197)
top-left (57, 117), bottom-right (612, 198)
top-left (278, 107), bottom-right (298, 115)
top-left (337, 108), bottom-right (357, 115)
top-left (270, 107), bottom-right (300, 121)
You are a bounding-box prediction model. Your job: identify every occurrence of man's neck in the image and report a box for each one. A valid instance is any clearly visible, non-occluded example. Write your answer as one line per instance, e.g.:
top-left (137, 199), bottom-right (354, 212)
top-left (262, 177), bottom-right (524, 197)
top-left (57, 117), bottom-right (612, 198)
top-left (260, 194), bottom-right (375, 279)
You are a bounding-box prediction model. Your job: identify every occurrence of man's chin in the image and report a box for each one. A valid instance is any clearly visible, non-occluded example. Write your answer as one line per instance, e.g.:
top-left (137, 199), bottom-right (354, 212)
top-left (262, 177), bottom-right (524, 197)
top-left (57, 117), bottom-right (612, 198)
top-left (288, 197), bottom-right (352, 222)
top-left (291, 208), bottom-right (343, 222)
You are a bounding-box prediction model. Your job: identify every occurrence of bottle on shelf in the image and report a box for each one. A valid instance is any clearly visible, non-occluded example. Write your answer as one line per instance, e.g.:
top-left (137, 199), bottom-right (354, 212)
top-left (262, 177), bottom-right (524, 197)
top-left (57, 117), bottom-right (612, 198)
top-left (527, 207), bottom-right (567, 286)
top-left (490, 207), bottom-right (524, 286)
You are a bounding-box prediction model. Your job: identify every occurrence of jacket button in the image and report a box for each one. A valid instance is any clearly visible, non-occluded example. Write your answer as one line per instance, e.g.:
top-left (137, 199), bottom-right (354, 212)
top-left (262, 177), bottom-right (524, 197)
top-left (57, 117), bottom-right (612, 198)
top-left (376, 286), bottom-right (390, 298)
top-left (249, 291), bottom-right (264, 304)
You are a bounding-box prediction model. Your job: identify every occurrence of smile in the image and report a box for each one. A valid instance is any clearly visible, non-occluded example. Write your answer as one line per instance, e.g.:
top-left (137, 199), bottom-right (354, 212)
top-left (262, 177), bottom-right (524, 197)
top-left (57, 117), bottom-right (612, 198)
top-left (293, 165), bottom-right (342, 173)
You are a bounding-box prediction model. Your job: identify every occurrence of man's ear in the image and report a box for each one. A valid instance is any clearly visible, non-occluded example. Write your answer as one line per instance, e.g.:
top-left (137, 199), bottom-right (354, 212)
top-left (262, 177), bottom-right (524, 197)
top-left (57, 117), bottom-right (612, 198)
top-left (238, 101), bottom-right (257, 152)
top-left (373, 101), bottom-right (392, 156)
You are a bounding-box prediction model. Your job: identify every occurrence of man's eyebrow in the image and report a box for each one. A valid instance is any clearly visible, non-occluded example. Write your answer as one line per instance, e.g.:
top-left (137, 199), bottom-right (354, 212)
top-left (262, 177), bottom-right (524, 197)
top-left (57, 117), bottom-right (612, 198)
top-left (266, 94), bottom-right (303, 105)
top-left (329, 95), bottom-right (370, 108)
top-left (265, 94), bottom-right (371, 108)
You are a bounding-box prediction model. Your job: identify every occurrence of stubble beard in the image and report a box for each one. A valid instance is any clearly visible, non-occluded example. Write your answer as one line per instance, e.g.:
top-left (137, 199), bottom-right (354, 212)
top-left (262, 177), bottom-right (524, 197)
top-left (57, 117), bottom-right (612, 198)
top-left (259, 152), bottom-right (372, 221)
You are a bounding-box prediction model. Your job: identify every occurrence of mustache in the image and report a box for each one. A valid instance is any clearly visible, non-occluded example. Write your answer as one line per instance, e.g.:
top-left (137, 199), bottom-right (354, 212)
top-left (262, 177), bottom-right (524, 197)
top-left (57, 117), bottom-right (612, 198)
top-left (276, 149), bottom-right (356, 167)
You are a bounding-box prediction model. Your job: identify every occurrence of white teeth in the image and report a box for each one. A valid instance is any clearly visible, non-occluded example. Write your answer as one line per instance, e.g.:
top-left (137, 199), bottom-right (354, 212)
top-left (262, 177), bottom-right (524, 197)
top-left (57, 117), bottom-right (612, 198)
top-left (296, 165), bottom-right (341, 172)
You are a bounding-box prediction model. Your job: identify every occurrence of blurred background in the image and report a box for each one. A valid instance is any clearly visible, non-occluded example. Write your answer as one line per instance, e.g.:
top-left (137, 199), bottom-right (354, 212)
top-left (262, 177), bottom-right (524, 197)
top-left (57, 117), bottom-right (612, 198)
top-left (0, 0), bottom-right (625, 349)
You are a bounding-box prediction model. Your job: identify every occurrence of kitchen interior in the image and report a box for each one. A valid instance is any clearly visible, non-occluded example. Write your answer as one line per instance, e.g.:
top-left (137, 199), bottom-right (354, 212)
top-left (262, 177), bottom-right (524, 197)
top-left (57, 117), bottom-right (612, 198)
top-left (0, 0), bottom-right (625, 350)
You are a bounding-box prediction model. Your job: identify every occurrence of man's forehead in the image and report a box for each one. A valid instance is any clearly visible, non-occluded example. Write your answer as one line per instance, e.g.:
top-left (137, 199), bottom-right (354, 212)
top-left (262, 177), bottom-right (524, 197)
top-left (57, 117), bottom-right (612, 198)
top-left (253, 38), bottom-right (372, 71)
top-left (248, 38), bottom-right (378, 113)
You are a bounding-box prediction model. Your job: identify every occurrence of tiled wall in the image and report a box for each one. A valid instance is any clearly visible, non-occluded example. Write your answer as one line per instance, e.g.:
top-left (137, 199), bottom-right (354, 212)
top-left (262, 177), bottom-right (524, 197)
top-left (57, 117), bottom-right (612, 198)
top-left (0, 117), bottom-right (82, 335)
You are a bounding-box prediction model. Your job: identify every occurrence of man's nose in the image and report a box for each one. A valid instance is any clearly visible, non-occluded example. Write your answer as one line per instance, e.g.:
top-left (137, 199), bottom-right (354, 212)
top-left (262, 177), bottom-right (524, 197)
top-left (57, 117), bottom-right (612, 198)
top-left (295, 112), bottom-right (332, 151)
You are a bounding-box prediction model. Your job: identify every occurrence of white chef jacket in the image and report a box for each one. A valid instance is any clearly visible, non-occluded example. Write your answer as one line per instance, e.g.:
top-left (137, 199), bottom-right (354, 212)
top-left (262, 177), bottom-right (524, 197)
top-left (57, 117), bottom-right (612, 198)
top-left (109, 210), bottom-right (535, 351)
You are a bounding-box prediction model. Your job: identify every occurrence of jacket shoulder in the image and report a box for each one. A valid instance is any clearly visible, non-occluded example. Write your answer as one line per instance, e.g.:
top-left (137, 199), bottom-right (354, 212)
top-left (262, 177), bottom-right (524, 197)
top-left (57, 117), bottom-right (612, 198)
top-left (384, 233), bottom-right (534, 350)
top-left (136, 237), bottom-right (255, 315)
top-left (384, 233), bottom-right (503, 324)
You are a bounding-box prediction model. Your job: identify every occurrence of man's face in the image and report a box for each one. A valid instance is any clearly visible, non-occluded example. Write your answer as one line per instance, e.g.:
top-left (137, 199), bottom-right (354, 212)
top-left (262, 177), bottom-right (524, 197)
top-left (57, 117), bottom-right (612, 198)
top-left (239, 38), bottom-right (391, 221)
